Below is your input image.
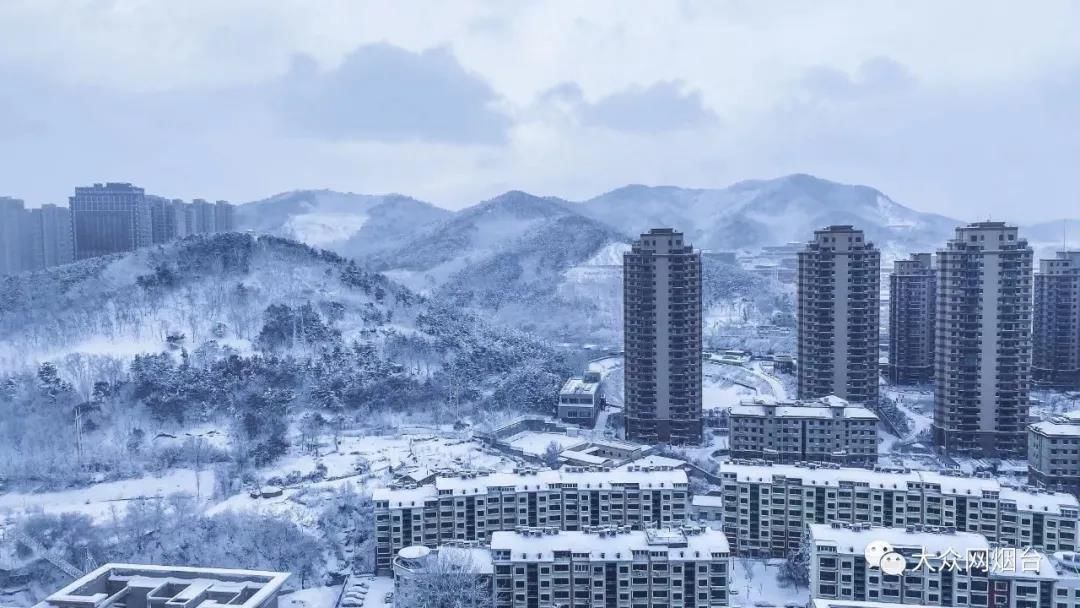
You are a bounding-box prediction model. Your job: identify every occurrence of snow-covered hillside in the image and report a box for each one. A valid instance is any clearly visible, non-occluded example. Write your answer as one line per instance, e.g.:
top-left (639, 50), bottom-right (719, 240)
top-left (580, 174), bottom-right (962, 254)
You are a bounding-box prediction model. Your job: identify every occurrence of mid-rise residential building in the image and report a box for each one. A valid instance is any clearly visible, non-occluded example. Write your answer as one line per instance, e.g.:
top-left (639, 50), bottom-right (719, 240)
top-left (191, 198), bottom-right (217, 234)
top-left (32, 563), bottom-right (290, 608)
top-left (888, 253), bottom-right (936, 384)
top-left (490, 526), bottom-right (730, 608)
top-left (1033, 252), bottom-right (1080, 390)
top-left (797, 226), bottom-right (881, 408)
top-left (0, 196), bottom-right (27, 274)
top-left (989, 548), bottom-right (1080, 608)
top-left (70, 182), bottom-right (152, 260)
top-left (809, 523), bottom-right (991, 605)
top-left (373, 465), bottom-right (691, 574)
top-left (623, 228), bottom-right (703, 444)
top-left (1029, 412), bottom-right (1080, 498)
top-left (933, 222), bottom-right (1033, 458)
top-left (727, 396), bottom-right (879, 465)
top-left (557, 371), bottom-right (604, 424)
top-left (148, 195), bottom-right (180, 244)
top-left (692, 460), bottom-right (1079, 558)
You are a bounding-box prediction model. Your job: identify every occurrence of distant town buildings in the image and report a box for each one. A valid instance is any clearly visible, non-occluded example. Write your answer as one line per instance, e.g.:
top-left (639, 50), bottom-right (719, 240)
top-left (557, 371), bottom-right (604, 423)
top-left (726, 395), bottom-right (879, 465)
top-left (1033, 251), bottom-right (1080, 389)
top-left (797, 225), bottom-right (881, 408)
top-left (0, 183), bottom-right (236, 275)
top-left (933, 222), bottom-right (1033, 458)
top-left (1029, 411), bottom-right (1080, 497)
top-left (888, 253), bottom-right (936, 384)
top-left (490, 526), bottom-right (730, 608)
top-left (623, 228), bottom-right (703, 445)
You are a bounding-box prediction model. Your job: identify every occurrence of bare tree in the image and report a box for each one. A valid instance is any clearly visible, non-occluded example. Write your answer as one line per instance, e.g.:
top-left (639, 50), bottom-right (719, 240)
top-left (394, 549), bottom-right (493, 608)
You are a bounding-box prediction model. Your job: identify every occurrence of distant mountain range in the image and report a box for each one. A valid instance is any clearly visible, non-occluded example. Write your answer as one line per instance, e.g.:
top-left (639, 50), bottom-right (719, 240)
top-left (234, 174), bottom-right (1073, 345)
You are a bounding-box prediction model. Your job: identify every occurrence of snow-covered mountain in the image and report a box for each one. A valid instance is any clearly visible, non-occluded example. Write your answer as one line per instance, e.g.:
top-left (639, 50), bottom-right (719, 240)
top-left (579, 174), bottom-right (962, 256)
top-left (236, 189), bottom-right (451, 254)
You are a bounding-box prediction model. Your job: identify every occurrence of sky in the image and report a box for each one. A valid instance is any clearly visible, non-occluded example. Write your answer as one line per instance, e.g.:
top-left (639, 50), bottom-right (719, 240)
top-left (1, 1), bottom-right (1079, 221)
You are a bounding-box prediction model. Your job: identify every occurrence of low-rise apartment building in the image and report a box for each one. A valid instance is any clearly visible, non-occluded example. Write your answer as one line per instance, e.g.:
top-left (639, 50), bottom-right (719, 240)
top-left (1029, 412), bottom-right (1080, 498)
top-left (697, 461), bottom-right (1079, 558)
top-left (809, 523), bottom-right (991, 606)
top-left (558, 371), bottom-right (604, 424)
top-left (727, 396), bottom-right (879, 465)
top-left (373, 465), bottom-right (690, 575)
top-left (490, 525), bottom-right (730, 608)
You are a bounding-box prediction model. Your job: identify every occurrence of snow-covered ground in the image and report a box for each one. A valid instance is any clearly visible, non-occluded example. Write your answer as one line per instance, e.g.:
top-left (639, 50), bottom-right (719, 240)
top-left (729, 558), bottom-right (808, 608)
top-left (505, 431), bottom-right (584, 456)
top-left (702, 359), bottom-right (787, 410)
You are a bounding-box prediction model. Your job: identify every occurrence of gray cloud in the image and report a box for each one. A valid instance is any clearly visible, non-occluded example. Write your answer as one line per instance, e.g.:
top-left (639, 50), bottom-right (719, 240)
top-left (541, 80), bottom-right (718, 133)
top-left (274, 44), bottom-right (510, 144)
top-left (802, 56), bottom-right (916, 100)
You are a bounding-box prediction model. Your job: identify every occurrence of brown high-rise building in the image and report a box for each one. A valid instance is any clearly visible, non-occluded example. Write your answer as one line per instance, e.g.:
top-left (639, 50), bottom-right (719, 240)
top-left (1033, 250), bottom-right (1080, 389)
top-left (70, 183), bottom-right (152, 260)
top-left (623, 228), bottom-right (702, 444)
top-left (797, 225), bottom-right (880, 407)
top-left (932, 222), bottom-right (1032, 457)
top-left (888, 253), bottom-right (936, 384)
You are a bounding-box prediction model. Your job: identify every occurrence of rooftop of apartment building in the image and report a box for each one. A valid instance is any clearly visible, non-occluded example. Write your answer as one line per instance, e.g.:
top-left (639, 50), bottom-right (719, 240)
top-left (809, 522), bottom-right (990, 555)
top-left (559, 374), bottom-right (602, 396)
top-left (374, 465), bottom-right (689, 506)
top-left (33, 563), bottom-right (290, 608)
top-left (715, 460), bottom-right (1079, 513)
top-left (728, 395), bottom-right (879, 420)
top-left (490, 525), bottom-right (728, 559)
top-left (1030, 411), bottom-right (1080, 437)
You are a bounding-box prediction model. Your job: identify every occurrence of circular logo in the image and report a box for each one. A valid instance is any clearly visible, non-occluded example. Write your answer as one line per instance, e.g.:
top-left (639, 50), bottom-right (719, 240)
top-left (864, 540), bottom-right (894, 568)
top-left (879, 551), bottom-right (907, 576)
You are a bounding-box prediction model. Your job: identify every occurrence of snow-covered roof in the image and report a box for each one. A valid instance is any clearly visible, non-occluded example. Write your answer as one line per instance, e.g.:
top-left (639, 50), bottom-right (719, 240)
top-left (490, 526), bottom-right (728, 562)
top-left (989, 548), bottom-right (1065, 580)
top-left (809, 523), bottom-right (989, 556)
top-left (717, 461), bottom-right (1079, 514)
top-left (1030, 412), bottom-right (1080, 437)
top-left (36, 563), bottom-right (290, 608)
top-left (375, 466), bottom-right (688, 506)
top-left (729, 395), bottom-right (878, 420)
top-left (621, 455), bottom-right (688, 469)
top-left (814, 600), bottom-right (940, 608)
top-left (691, 495), bottom-right (724, 508)
top-left (560, 450), bottom-right (611, 465)
top-left (560, 376), bottom-right (600, 396)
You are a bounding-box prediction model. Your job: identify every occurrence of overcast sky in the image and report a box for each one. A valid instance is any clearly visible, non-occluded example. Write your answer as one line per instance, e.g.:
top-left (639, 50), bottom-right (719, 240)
top-left (2, 1), bottom-right (1079, 220)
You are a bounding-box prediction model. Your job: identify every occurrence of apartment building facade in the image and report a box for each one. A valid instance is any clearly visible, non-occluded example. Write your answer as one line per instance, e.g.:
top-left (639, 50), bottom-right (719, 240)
top-left (490, 526), bottom-right (730, 608)
top-left (809, 523), bottom-right (992, 606)
top-left (70, 182), bottom-right (152, 260)
top-left (727, 396), bottom-right (879, 465)
top-left (1028, 412), bottom-right (1080, 498)
top-left (373, 466), bottom-right (691, 575)
top-left (933, 222), bottom-right (1033, 458)
top-left (623, 228), bottom-right (703, 444)
top-left (797, 226), bottom-right (881, 408)
top-left (692, 461), bottom-right (1079, 558)
top-left (889, 253), bottom-right (936, 384)
top-left (1033, 251), bottom-right (1080, 390)
top-left (0, 196), bottom-right (27, 274)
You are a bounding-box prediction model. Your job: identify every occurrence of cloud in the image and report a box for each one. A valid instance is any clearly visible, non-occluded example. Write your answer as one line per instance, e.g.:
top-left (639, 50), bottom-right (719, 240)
top-left (273, 44), bottom-right (510, 144)
top-left (802, 56), bottom-right (916, 101)
top-left (539, 80), bottom-right (718, 133)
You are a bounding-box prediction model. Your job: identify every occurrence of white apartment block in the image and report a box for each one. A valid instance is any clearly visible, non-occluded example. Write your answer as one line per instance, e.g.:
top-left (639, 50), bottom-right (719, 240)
top-left (727, 396), bottom-right (879, 465)
top-left (490, 525), bottom-right (730, 608)
top-left (1028, 412), bottom-right (1080, 498)
top-left (373, 466), bottom-right (690, 575)
top-left (809, 523), bottom-right (991, 606)
top-left (693, 461), bottom-right (1079, 558)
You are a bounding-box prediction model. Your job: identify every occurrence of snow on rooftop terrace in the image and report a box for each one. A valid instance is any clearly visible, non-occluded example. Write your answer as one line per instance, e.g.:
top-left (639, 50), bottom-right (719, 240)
top-left (490, 525), bottom-right (728, 561)
top-left (717, 460), bottom-right (1079, 512)
top-left (560, 376), bottom-right (600, 396)
top-left (1031, 411), bottom-right (1080, 436)
top-left (814, 600), bottom-right (941, 608)
top-left (505, 431), bottom-right (586, 456)
top-left (374, 466), bottom-right (688, 506)
top-left (809, 523), bottom-right (989, 555)
top-left (730, 395), bottom-right (878, 419)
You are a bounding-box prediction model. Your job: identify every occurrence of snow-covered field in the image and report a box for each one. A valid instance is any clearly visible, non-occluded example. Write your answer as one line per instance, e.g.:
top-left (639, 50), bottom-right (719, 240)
top-left (729, 558), bottom-right (808, 608)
